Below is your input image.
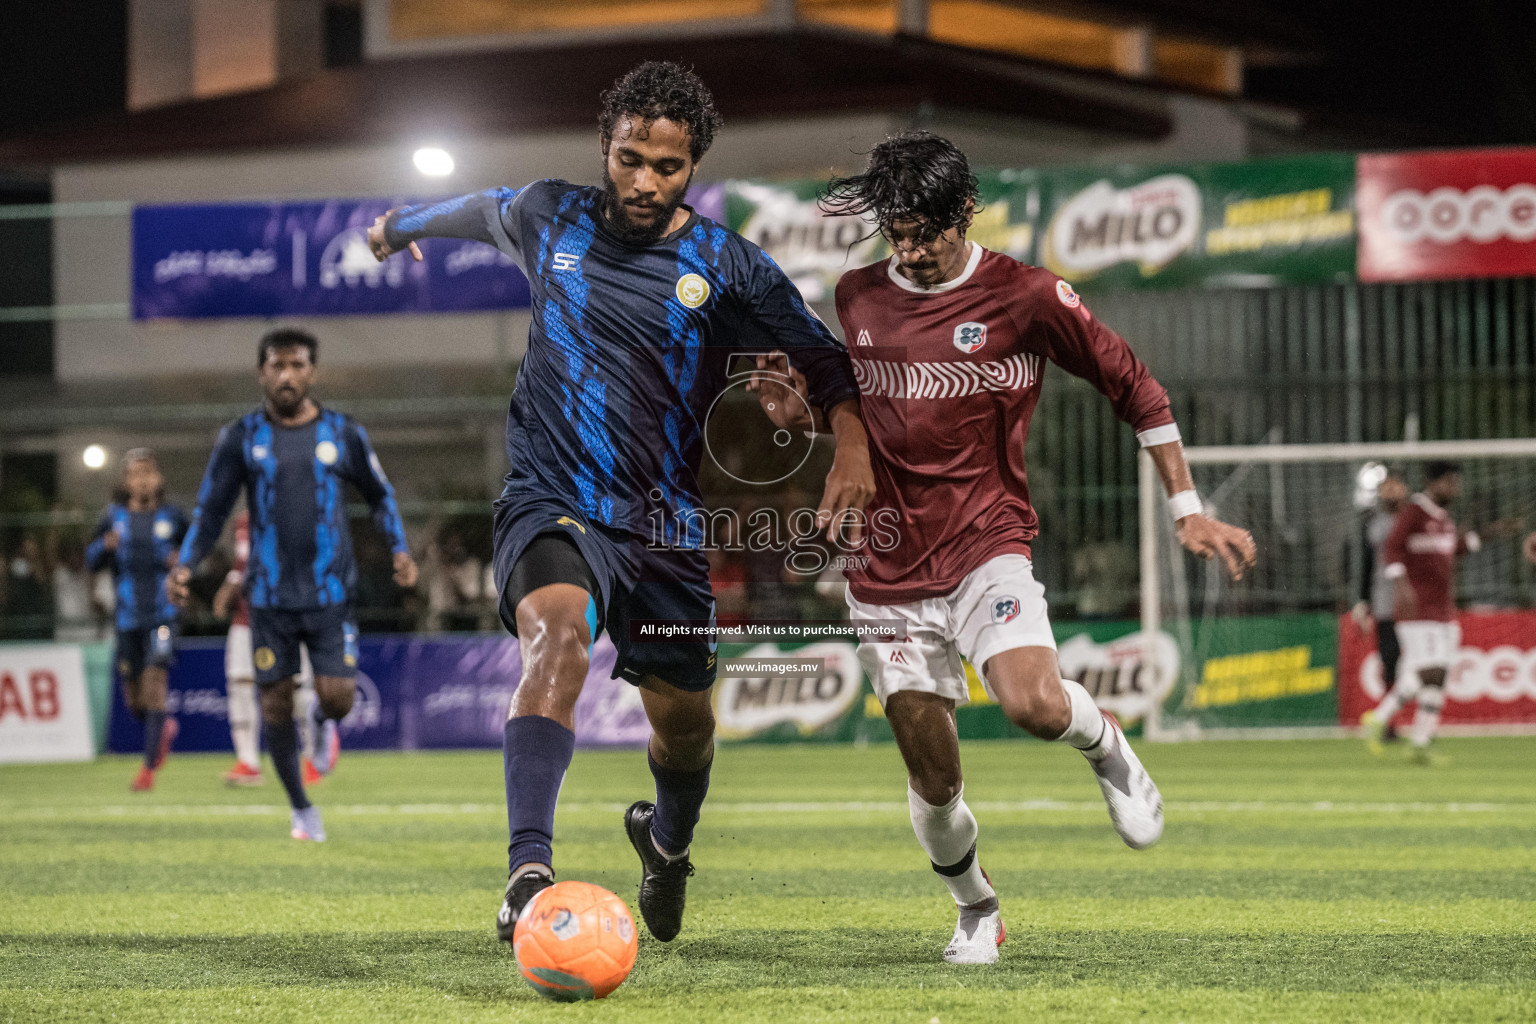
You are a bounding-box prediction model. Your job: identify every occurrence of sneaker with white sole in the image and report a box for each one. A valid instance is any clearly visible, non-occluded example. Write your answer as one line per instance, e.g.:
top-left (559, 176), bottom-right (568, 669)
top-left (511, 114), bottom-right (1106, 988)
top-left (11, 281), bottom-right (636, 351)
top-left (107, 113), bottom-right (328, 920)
top-left (943, 898), bottom-right (1005, 965)
top-left (290, 805), bottom-right (326, 842)
top-left (1087, 711), bottom-right (1163, 850)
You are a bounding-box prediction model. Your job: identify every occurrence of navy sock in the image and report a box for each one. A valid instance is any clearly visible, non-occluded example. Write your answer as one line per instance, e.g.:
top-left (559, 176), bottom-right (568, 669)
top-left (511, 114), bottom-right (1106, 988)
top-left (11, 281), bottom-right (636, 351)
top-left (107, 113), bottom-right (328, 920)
top-left (504, 715), bottom-right (575, 874)
top-left (266, 720), bottom-right (311, 811)
top-left (648, 751), bottom-right (712, 856)
top-left (142, 711), bottom-right (166, 768)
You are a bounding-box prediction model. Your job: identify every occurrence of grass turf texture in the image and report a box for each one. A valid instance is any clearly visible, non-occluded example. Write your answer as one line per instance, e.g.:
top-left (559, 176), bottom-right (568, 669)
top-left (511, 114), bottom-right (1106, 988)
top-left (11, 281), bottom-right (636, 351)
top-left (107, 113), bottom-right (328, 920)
top-left (2, 738), bottom-right (1533, 1023)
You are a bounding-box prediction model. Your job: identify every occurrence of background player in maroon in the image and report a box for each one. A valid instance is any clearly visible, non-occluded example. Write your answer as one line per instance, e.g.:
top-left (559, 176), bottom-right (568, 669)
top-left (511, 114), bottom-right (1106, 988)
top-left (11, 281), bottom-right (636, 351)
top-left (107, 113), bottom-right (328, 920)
top-left (1361, 461), bottom-right (1479, 763)
top-left (755, 131), bottom-right (1256, 964)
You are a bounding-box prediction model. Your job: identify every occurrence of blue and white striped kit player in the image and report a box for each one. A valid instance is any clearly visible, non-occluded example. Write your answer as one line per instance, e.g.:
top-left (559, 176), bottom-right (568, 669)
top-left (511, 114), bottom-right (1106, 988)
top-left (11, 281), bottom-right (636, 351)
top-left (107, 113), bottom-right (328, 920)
top-left (180, 400), bottom-right (411, 838)
top-left (87, 492), bottom-right (187, 783)
top-left (382, 176), bottom-right (862, 937)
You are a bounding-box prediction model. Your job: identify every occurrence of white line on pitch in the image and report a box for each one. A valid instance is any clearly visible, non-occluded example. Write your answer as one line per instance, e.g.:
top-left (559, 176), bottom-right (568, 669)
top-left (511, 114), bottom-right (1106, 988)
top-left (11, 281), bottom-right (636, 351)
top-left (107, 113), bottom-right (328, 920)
top-left (5, 799), bottom-right (1532, 820)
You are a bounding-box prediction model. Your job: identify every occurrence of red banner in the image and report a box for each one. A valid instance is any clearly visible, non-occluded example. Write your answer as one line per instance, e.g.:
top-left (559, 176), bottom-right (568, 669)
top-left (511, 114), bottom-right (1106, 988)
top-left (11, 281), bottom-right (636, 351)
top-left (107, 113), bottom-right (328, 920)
top-left (1357, 148), bottom-right (1536, 282)
top-left (1337, 611), bottom-right (1536, 726)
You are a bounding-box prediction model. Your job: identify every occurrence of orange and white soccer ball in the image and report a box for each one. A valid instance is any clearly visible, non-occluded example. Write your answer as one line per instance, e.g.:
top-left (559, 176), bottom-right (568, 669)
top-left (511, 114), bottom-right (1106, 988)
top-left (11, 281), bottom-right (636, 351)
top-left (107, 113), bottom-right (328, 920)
top-left (513, 881), bottom-right (639, 1001)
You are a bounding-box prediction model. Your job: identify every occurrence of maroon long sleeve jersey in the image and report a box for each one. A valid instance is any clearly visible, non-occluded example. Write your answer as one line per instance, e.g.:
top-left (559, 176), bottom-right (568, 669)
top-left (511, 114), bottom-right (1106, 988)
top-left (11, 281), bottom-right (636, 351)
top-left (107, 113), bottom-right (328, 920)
top-left (835, 245), bottom-right (1176, 605)
top-left (1383, 493), bottom-right (1478, 622)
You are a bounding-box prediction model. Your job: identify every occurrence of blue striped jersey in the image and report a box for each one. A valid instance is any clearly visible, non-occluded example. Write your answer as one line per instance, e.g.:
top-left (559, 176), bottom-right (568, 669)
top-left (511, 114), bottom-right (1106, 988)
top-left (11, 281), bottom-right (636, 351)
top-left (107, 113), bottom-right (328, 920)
top-left (386, 180), bottom-right (859, 546)
top-left (86, 503), bottom-right (187, 630)
top-left (179, 407), bottom-right (409, 610)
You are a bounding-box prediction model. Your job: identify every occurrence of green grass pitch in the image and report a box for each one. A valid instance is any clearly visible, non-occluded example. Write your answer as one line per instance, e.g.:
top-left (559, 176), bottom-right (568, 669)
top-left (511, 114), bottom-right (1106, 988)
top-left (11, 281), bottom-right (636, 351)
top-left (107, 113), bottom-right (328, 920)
top-left (3, 737), bottom-right (1534, 1023)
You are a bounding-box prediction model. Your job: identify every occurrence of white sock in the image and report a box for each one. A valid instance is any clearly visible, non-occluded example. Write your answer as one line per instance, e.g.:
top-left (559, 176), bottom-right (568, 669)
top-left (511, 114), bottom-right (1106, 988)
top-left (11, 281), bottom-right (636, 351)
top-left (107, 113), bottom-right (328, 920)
top-left (908, 785), bottom-right (995, 908)
top-left (1373, 672), bottom-right (1421, 722)
top-left (295, 676), bottom-right (317, 757)
top-left (1058, 679), bottom-right (1109, 760)
top-left (228, 679), bottom-right (260, 769)
top-left (1411, 686), bottom-right (1445, 748)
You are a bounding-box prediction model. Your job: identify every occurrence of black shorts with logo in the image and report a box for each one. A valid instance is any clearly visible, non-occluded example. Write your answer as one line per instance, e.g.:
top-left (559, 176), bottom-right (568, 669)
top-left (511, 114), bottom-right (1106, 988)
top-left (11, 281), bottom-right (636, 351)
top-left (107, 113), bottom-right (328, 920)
top-left (494, 490), bottom-right (718, 692)
top-left (250, 605), bottom-right (357, 686)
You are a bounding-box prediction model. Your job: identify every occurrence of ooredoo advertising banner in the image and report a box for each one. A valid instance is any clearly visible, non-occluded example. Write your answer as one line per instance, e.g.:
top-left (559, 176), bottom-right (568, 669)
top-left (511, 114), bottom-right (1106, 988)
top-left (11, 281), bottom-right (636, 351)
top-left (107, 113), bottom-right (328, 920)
top-left (1356, 148), bottom-right (1536, 282)
top-left (0, 643), bottom-right (94, 763)
top-left (1337, 611), bottom-right (1536, 726)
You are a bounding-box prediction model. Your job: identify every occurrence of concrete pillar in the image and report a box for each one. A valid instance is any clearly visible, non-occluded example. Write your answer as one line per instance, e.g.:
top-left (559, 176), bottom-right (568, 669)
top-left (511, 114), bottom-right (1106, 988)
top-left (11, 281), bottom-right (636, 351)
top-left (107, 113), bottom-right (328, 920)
top-left (128, 0), bottom-right (322, 110)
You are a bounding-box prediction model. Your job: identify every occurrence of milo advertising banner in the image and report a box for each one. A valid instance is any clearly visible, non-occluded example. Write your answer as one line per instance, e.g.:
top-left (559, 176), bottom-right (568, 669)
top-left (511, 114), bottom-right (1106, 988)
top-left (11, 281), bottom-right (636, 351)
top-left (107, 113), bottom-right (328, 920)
top-left (716, 170), bottom-right (1038, 303)
top-left (1037, 153), bottom-right (1357, 291)
top-left (712, 613), bottom-right (1338, 743)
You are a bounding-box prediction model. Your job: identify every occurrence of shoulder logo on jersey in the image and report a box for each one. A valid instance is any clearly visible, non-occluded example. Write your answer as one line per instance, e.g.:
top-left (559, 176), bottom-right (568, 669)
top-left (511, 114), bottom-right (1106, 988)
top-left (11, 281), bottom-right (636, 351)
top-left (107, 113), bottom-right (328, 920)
top-left (254, 647), bottom-right (276, 671)
top-left (856, 329), bottom-right (872, 347)
top-left (555, 515), bottom-right (587, 535)
top-left (315, 441), bottom-right (339, 466)
top-left (1055, 279), bottom-right (1082, 308)
top-left (953, 322), bottom-right (987, 354)
top-left (252, 445), bottom-right (269, 460)
top-left (552, 252), bottom-right (579, 272)
top-left (676, 273), bottom-right (711, 309)
top-left (153, 519), bottom-right (173, 540)
top-left (992, 597), bottom-right (1021, 624)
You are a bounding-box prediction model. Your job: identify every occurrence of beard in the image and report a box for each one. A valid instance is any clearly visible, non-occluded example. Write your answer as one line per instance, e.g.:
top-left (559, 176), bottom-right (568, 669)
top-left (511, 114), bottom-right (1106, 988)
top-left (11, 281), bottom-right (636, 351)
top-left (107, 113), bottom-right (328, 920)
top-left (266, 385), bottom-right (306, 417)
top-left (600, 167), bottom-right (692, 246)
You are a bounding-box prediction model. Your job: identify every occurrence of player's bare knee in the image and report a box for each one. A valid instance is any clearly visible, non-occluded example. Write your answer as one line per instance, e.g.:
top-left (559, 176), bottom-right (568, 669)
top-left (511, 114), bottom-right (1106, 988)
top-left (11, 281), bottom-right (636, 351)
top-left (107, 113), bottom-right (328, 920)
top-left (260, 682), bottom-right (295, 725)
top-left (997, 674), bottom-right (1069, 739)
top-left (316, 677), bottom-right (354, 720)
top-left (140, 670), bottom-right (168, 712)
top-left (909, 768), bottom-right (962, 808)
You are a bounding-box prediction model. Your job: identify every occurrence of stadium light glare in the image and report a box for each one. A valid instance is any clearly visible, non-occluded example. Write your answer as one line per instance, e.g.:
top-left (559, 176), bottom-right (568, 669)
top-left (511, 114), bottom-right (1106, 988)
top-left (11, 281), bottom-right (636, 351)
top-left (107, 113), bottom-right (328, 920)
top-left (82, 444), bottom-right (108, 470)
top-left (413, 147), bottom-right (455, 177)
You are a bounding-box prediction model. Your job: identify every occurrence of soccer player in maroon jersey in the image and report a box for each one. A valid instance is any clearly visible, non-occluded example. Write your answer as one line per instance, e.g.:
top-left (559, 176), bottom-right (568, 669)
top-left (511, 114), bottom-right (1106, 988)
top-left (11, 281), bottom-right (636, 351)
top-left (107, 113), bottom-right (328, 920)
top-left (753, 131), bottom-right (1255, 964)
top-left (1360, 461), bottom-right (1478, 764)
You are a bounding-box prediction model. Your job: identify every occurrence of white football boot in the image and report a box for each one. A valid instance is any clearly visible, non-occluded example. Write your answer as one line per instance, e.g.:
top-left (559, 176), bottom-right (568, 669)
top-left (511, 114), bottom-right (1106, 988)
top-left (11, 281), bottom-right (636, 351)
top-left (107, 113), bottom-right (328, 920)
top-left (943, 897), bottom-right (1005, 965)
top-left (1087, 711), bottom-right (1163, 850)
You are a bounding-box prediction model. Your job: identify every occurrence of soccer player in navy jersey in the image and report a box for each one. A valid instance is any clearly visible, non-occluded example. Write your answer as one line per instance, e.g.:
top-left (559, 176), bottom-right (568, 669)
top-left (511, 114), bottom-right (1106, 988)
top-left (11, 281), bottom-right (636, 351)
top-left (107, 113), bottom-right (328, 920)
top-left (86, 449), bottom-right (187, 792)
top-left (168, 328), bottom-right (418, 841)
top-left (755, 132), bottom-right (1256, 963)
top-left (367, 61), bottom-right (873, 943)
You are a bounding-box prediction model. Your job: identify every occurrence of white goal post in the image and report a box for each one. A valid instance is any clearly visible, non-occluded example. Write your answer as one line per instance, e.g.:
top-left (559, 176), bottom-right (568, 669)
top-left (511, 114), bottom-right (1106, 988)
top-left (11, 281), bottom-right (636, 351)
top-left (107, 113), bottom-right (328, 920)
top-left (1137, 438), bottom-right (1536, 741)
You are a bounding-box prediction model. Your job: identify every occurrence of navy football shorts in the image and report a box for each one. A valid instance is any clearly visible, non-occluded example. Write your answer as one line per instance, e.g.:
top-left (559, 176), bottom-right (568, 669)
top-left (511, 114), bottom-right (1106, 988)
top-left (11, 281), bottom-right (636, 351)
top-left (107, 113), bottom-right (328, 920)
top-left (250, 605), bottom-right (358, 686)
top-left (493, 491), bottom-right (718, 692)
top-left (115, 622), bottom-right (178, 681)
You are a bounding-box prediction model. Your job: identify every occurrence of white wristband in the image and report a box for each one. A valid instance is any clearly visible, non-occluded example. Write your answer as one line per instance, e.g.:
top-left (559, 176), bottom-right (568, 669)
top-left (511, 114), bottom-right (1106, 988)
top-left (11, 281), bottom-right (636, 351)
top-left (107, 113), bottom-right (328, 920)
top-left (1168, 489), bottom-right (1202, 521)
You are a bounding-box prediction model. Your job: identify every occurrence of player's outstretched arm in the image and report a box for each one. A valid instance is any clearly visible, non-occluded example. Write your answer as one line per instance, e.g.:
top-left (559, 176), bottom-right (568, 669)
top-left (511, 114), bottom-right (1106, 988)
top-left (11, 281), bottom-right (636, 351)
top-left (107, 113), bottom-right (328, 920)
top-left (1146, 441), bottom-right (1257, 581)
top-left (817, 402), bottom-right (875, 544)
top-left (170, 426), bottom-right (245, 606)
top-left (368, 188), bottom-right (523, 264)
top-left (343, 421), bottom-right (418, 589)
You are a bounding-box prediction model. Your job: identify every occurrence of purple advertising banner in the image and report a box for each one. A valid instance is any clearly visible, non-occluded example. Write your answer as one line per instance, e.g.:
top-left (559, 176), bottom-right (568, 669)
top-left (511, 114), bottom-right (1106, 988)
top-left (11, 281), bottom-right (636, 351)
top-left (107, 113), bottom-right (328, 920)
top-left (131, 199), bottom-right (533, 319)
top-left (108, 635), bottom-right (648, 754)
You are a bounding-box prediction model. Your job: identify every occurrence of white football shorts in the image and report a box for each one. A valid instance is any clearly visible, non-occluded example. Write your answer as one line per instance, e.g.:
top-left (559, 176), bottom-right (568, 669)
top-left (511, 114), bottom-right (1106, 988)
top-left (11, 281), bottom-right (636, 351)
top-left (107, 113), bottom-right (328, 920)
top-left (846, 554), bottom-right (1055, 707)
top-left (1395, 620), bottom-right (1461, 675)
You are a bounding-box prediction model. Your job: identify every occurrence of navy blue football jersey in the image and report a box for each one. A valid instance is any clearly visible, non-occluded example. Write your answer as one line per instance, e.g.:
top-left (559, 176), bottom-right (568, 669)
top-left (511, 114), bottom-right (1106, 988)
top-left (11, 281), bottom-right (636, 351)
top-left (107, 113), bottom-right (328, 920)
top-left (386, 181), bottom-right (858, 546)
top-left (180, 407), bottom-right (409, 610)
top-left (86, 503), bottom-right (187, 630)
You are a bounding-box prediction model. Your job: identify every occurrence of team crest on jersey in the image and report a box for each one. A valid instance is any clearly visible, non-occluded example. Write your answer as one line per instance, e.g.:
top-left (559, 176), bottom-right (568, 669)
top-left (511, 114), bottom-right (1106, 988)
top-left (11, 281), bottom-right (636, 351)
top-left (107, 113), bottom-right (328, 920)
top-left (153, 519), bottom-right (173, 540)
top-left (676, 273), bottom-right (711, 309)
top-left (315, 441), bottom-right (339, 466)
top-left (254, 647), bottom-right (276, 671)
top-left (856, 329), bottom-right (872, 346)
top-left (953, 322), bottom-right (987, 354)
top-left (1056, 279), bottom-right (1082, 309)
top-left (992, 597), bottom-right (1021, 624)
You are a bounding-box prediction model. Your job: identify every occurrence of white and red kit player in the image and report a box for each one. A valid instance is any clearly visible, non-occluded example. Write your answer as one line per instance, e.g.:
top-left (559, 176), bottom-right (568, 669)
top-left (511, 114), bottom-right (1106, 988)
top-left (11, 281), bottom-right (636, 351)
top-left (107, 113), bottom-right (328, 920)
top-left (755, 132), bottom-right (1255, 965)
top-left (1361, 462), bottom-right (1478, 762)
top-left (214, 511), bottom-right (321, 786)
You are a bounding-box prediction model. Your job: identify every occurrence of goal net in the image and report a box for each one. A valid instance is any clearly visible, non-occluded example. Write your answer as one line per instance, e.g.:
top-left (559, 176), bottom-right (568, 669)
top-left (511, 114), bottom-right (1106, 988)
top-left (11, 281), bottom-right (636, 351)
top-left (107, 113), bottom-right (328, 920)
top-left (1138, 439), bottom-right (1536, 739)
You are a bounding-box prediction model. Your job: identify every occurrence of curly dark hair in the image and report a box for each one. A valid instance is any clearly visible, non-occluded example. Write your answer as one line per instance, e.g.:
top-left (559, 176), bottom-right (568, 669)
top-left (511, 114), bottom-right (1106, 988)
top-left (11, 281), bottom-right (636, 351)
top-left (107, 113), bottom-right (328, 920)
top-left (598, 61), bottom-right (723, 163)
top-left (258, 326), bottom-right (317, 367)
top-left (820, 130), bottom-right (981, 240)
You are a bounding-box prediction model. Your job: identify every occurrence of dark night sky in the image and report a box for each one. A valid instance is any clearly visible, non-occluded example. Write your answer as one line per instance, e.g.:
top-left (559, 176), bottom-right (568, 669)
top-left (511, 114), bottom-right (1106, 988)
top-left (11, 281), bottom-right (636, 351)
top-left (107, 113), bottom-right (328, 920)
top-left (0, 1), bottom-right (1533, 162)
